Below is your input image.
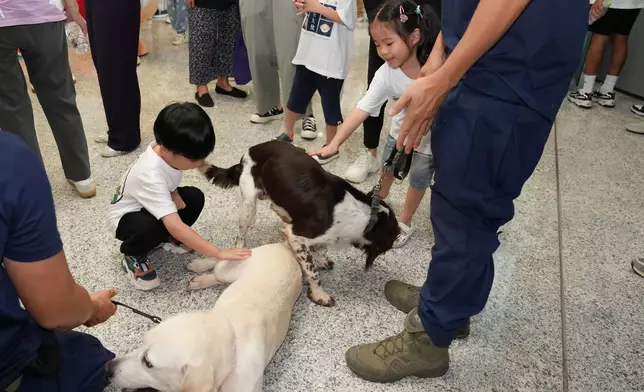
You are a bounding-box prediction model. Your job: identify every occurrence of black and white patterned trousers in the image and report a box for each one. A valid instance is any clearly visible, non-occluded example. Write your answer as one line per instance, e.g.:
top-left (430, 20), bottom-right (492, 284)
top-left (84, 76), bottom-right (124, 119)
top-left (188, 5), bottom-right (241, 85)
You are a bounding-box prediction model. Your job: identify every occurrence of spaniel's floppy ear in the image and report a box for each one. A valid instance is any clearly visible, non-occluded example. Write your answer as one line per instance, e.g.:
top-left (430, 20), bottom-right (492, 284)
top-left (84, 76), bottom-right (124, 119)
top-left (180, 364), bottom-right (216, 392)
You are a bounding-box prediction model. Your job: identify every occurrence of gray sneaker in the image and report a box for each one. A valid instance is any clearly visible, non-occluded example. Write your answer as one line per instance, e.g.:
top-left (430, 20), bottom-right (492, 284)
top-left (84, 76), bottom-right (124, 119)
top-left (384, 280), bottom-right (470, 339)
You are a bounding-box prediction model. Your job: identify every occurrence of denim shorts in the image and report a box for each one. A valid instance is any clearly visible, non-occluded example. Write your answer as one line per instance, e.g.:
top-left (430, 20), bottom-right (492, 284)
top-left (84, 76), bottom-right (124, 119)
top-left (382, 135), bottom-right (434, 190)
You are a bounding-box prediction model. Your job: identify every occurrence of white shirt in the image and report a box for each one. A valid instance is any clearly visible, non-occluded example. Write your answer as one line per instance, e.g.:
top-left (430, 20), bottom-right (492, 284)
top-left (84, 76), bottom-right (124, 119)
top-left (356, 63), bottom-right (432, 156)
top-left (292, 0), bottom-right (356, 80)
top-left (107, 143), bottom-right (183, 234)
top-left (590, 0), bottom-right (644, 9)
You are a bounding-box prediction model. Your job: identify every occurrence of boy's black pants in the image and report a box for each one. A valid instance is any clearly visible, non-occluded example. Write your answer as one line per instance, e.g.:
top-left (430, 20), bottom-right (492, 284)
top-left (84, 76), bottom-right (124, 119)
top-left (115, 187), bottom-right (205, 256)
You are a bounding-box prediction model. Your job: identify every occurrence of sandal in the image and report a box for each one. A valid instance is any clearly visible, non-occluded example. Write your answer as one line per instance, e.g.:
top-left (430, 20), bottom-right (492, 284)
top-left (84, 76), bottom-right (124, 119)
top-left (393, 221), bottom-right (414, 248)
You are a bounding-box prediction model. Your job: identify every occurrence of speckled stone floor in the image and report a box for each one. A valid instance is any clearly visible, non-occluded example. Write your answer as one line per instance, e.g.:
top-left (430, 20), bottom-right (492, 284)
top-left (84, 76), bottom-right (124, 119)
top-left (28, 19), bottom-right (644, 392)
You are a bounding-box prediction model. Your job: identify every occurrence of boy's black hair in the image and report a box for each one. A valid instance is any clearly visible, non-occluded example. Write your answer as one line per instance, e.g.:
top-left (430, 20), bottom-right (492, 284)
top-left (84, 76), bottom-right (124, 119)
top-left (153, 102), bottom-right (216, 160)
top-left (372, 0), bottom-right (441, 66)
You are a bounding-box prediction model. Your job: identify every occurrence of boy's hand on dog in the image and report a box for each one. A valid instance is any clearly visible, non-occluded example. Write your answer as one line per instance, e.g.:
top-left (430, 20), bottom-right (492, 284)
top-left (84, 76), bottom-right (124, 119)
top-left (216, 248), bottom-right (252, 261)
top-left (309, 143), bottom-right (338, 159)
top-left (85, 289), bottom-right (117, 327)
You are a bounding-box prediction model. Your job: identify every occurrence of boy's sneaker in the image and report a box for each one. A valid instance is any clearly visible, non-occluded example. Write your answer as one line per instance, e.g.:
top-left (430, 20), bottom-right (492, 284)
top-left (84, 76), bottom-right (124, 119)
top-left (122, 255), bottom-right (160, 291)
top-left (251, 106), bottom-right (284, 124)
top-left (631, 104), bottom-right (644, 117)
top-left (172, 32), bottom-right (188, 45)
top-left (593, 91), bottom-right (615, 107)
top-left (345, 150), bottom-right (380, 183)
top-left (568, 90), bottom-right (593, 108)
top-left (312, 144), bottom-right (340, 165)
top-left (301, 115), bottom-right (317, 139)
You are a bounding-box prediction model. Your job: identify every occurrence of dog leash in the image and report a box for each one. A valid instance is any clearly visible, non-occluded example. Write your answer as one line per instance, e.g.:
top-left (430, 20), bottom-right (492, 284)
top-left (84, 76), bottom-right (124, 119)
top-left (364, 146), bottom-right (413, 233)
top-left (112, 300), bottom-right (162, 324)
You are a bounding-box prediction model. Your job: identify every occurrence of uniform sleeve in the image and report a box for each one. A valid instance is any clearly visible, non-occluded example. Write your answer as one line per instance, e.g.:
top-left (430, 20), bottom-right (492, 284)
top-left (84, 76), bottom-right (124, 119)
top-left (131, 170), bottom-right (178, 220)
top-left (356, 64), bottom-right (392, 116)
top-left (337, 0), bottom-right (357, 30)
top-left (4, 148), bottom-right (63, 262)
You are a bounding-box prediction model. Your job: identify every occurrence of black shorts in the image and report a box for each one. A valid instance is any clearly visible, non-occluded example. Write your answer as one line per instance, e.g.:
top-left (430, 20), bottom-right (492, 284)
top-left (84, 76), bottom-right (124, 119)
top-left (287, 65), bottom-right (344, 126)
top-left (589, 8), bottom-right (642, 36)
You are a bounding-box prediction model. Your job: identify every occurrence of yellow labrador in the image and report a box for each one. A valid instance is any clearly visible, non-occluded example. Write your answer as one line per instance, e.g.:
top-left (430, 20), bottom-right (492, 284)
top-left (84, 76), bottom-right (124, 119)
top-left (107, 242), bottom-right (302, 392)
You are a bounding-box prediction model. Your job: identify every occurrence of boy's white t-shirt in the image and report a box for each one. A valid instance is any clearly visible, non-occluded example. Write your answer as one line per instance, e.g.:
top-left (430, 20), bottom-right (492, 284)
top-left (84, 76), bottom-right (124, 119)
top-left (292, 0), bottom-right (356, 80)
top-left (356, 63), bottom-right (431, 156)
top-left (107, 143), bottom-right (182, 234)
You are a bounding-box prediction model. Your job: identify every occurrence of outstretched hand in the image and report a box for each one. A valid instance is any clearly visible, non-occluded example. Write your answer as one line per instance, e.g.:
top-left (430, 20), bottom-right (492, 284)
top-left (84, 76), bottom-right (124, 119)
top-left (309, 143), bottom-right (339, 159)
top-left (216, 248), bottom-right (252, 261)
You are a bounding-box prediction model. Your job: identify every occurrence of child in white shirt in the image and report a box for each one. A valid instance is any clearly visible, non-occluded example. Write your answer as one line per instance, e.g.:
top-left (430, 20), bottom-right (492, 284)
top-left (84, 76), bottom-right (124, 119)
top-left (274, 0), bottom-right (356, 163)
top-left (311, 0), bottom-right (440, 247)
top-left (108, 103), bottom-right (251, 290)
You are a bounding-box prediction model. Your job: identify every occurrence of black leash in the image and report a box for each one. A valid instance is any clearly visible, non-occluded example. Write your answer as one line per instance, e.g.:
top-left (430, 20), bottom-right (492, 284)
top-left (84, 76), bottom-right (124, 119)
top-left (112, 300), bottom-right (162, 324)
top-left (364, 145), bottom-right (413, 233)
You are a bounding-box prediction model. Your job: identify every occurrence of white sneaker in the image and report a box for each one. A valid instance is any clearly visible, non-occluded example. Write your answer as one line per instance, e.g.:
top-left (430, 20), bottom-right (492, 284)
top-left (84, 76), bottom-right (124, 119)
top-left (300, 116), bottom-right (318, 140)
top-left (345, 150), bottom-right (379, 183)
top-left (101, 146), bottom-right (130, 158)
top-left (172, 32), bottom-right (188, 45)
top-left (94, 134), bottom-right (108, 143)
top-left (67, 178), bottom-right (96, 198)
top-left (393, 221), bottom-right (414, 248)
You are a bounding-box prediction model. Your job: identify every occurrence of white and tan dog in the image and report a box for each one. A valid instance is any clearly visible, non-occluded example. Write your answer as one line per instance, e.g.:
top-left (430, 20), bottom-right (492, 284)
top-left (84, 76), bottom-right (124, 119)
top-left (107, 242), bottom-right (302, 392)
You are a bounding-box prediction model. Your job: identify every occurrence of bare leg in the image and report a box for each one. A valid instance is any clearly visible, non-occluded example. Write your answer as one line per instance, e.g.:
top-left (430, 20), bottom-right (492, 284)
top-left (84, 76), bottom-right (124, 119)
top-left (197, 84), bottom-right (209, 96)
top-left (283, 108), bottom-right (299, 139)
top-left (398, 187), bottom-right (427, 227)
top-left (216, 76), bottom-right (233, 92)
top-left (283, 226), bottom-right (335, 306)
top-left (608, 34), bottom-right (629, 76)
top-left (325, 124), bottom-right (338, 145)
top-left (379, 171), bottom-right (395, 199)
top-left (584, 34), bottom-right (610, 76)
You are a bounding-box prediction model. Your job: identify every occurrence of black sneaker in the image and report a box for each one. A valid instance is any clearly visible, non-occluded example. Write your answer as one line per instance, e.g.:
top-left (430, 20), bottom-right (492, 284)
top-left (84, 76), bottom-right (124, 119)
top-left (122, 254), bottom-right (160, 291)
top-left (301, 115), bottom-right (318, 140)
top-left (313, 144), bottom-right (339, 165)
top-left (568, 90), bottom-right (593, 108)
top-left (593, 91), bottom-right (615, 107)
top-left (274, 133), bottom-right (293, 143)
top-left (631, 104), bottom-right (644, 117)
top-left (215, 85), bottom-right (247, 99)
top-left (195, 92), bottom-right (215, 108)
top-left (251, 106), bottom-right (284, 124)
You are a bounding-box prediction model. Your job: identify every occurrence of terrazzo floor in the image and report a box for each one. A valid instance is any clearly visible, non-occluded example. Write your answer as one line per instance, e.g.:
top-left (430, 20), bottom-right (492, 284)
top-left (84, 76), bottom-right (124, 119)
top-left (27, 19), bottom-right (644, 392)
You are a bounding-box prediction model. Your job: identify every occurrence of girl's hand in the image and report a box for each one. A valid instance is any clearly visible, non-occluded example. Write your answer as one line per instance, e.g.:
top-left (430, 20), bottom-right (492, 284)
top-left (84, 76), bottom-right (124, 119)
top-left (590, 0), bottom-right (605, 21)
top-left (186, 0), bottom-right (195, 9)
top-left (294, 0), bottom-right (322, 15)
top-left (309, 143), bottom-right (339, 158)
top-left (215, 248), bottom-right (252, 261)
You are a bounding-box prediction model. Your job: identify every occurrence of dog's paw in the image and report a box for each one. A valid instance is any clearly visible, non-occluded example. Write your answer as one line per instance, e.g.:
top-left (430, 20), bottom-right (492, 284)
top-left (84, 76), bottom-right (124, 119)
top-left (186, 258), bottom-right (217, 273)
top-left (187, 274), bottom-right (220, 290)
top-left (234, 236), bottom-right (246, 249)
top-left (307, 287), bottom-right (336, 307)
top-left (315, 259), bottom-right (335, 271)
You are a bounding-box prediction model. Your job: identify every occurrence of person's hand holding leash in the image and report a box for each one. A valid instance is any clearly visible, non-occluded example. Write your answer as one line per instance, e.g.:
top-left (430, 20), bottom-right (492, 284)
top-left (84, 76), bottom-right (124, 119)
top-left (590, 0), bottom-right (605, 21)
top-left (85, 289), bottom-right (117, 327)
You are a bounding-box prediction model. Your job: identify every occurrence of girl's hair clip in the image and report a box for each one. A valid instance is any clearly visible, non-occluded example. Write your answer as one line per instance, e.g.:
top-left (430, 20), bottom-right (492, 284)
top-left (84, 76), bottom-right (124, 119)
top-left (399, 5), bottom-right (408, 23)
top-left (414, 5), bottom-right (422, 17)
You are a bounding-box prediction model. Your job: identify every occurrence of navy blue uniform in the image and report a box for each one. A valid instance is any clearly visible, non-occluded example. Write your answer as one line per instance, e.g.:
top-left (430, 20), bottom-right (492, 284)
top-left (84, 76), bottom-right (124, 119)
top-left (418, 1), bottom-right (588, 347)
top-left (0, 131), bottom-right (114, 392)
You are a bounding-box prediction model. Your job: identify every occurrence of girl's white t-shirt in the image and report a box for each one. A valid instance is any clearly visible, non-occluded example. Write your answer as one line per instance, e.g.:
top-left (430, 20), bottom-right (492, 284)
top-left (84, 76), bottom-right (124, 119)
top-left (356, 63), bottom-right (431, 156)
top-left (107, 143), bottom-right (183, 234)
top-left (590, 0), bottom-right (644, 8)
top-left (292, 0), bottom-right (356, 80)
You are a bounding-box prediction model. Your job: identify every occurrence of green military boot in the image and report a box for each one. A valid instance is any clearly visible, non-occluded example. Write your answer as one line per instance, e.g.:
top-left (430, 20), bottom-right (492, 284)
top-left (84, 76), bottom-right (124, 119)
top-left (384, 280), bottom-right (471, 339)
top-left (345, 308), bottom-right (449, 383)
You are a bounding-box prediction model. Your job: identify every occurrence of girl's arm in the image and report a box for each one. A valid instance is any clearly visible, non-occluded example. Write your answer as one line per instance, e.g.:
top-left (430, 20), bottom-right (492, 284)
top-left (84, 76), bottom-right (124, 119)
top-left (309, 108), bottom-right (370, 157)
top-left (295, 0), bottom-right (346, 25)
